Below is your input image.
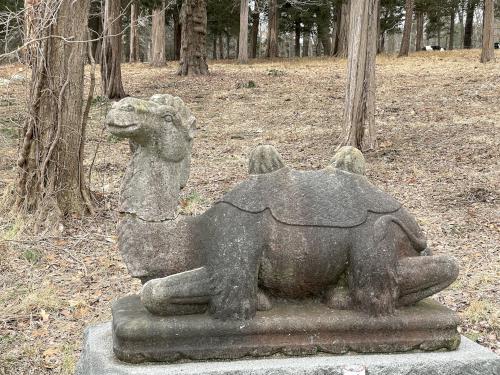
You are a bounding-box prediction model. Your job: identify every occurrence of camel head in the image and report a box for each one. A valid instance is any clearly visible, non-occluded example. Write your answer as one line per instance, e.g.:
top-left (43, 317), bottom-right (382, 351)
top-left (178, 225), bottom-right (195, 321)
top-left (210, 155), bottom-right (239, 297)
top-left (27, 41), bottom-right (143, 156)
top-left (106, 94), bottom-right (196, 163)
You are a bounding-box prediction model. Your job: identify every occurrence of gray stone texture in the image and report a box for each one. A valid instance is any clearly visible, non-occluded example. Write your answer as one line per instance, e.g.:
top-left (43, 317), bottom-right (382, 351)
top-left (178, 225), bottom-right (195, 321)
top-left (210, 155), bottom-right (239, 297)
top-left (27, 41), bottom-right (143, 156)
top-left (76, 322), bottom-right (500, 375)
top-left (113, 295), bottom-right (460, 363)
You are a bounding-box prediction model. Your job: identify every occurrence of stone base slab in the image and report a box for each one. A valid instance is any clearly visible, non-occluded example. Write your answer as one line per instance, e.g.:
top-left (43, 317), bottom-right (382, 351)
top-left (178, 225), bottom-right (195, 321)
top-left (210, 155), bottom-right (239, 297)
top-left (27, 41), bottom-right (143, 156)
top-left (112, 295), bottom-right (460, 363)
top-left (75, 322), bottom-right (500, 375)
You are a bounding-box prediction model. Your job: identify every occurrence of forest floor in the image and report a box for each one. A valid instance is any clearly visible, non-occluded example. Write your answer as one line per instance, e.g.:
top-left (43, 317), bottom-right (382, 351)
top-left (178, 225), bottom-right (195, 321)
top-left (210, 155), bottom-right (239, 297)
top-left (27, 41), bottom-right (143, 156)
top-left (0, 50), bottom-right (499, 374)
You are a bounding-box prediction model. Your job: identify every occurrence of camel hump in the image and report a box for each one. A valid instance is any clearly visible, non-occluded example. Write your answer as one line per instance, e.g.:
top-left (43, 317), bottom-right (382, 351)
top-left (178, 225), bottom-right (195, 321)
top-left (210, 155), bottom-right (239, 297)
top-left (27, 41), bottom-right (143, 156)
top-left (248, 145), bottom-right (285, 175)
top-left (219, 167), bottom-right (401, 228)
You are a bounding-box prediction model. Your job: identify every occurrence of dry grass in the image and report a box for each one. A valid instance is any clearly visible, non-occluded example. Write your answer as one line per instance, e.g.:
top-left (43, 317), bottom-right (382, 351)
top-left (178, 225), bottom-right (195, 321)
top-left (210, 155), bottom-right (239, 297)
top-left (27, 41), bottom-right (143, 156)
top-left (0, 49), bottom-right (499, 374)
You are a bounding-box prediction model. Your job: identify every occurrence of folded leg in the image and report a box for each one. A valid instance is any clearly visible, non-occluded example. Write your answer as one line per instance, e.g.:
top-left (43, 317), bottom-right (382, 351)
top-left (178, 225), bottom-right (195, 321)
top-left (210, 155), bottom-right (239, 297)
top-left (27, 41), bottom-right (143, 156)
top-left (141, 267), bottom-right (212, 316)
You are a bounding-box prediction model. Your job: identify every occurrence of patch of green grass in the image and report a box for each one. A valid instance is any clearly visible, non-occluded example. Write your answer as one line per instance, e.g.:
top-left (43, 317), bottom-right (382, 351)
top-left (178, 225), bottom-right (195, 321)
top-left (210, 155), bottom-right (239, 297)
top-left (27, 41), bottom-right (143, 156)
top-left (179, 192), bottom-right (208, 215)
top-left (0, 125), bottom-right (18, 140)
top-left (237, 80), bottom-right (257, 88)
top-left (2, 218), bottom-right (23, 240)
top-left (22, 249), bottom-right (41, 264)
top-left (61, 344), bottom-right (77, 375)
top-left (267, 68), bottom-right (286, 77)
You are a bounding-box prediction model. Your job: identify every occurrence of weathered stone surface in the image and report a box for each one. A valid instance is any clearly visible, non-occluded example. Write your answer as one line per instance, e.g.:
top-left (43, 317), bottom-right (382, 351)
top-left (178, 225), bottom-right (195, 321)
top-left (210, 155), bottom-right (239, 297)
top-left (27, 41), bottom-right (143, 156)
top-left (76, 322), bottom-right (499, 375)
top-left (106, 95), bottom-right (460, 361)
top-left (113, 295), bottom-right (460, 363)
top-left (331, 146), bottom-right (366, 175)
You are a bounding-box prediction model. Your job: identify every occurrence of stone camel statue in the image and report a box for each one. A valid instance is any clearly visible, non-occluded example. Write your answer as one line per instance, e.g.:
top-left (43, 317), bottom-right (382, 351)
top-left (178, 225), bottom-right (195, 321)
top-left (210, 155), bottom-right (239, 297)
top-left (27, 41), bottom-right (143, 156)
top-left (106, 94), bottom-right (459, 321)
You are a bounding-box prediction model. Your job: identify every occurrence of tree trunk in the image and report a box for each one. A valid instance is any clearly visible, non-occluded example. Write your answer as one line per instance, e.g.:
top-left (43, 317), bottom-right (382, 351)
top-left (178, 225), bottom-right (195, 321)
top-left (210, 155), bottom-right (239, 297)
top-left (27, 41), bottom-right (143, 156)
top-left (173, 9), bottom-right (182, 60)
top-left (480, 0), bottom-right (495, 63)
top-left (251, 10), bottom-right (259, 58)
top-left (294, 20), bottom-right (301, 57)
top-left (218, 33), bottom-right (224, 58)
top-left (239, 0), bottom-right (249, 63)
top-left (16, 0), bottom-right (93, 231)
top-left (226, 32), bottom-right (230, 59)
top-left (151, 1), bottom-right (166, 67)
top-left (458, 5), bottom-right (464, 49)
top-left (399, 0), bottom-right (414, 57)
top-left (448, 8), bottom-right (455, 50)
top-left (463, 0), bottom-right (476, 49)
top-left (129, 1), bottom-right (139, 62)
top-left (212, 36), bottom-right (217, 58)
top-left (303, 29), bottom-right (310, 57)
top-left (178, 0), bottom-right (209, 75)
top-left (335, 0), bottom-right (350, 57)
top-left (266, 0), bottom-right (279, 58)
top-left (340, 0), bottom-right (379, 150)
top-left (101, 0), bottom-right (126, 99)
top-left (415, 11), bottom-right (424, 51)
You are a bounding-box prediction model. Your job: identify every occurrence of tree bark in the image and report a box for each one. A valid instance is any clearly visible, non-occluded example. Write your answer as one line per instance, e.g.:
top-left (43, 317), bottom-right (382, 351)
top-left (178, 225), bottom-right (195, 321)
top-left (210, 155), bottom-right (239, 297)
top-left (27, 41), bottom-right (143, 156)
top-left (294, 20), bottom-right (301, 57)
top-left (463, 0), bottom-right (477, 49)
top-left (239, 0), bottom-right (249, 63)
top-left (266, 0), bottom-right (279, 58)
top-left (16, 0), bottom-right (93, 230)
top-left (218, 33), bottom-right (224, 58)
top-left (225, 31), bottom-right (230, 59)
top-left (178, 0), bottom-right (209, 75)
top-left (415, 11), bottom-right (424, 51)
top-left (101, 0), bottom-right (126, 99)
top-left (448, 8), bottom-right (455, 50)
top-left (399, 0), bottom-right (414, 57)
top-left (335, 0), bottom-right (350, 57)
top-left (303, 29), bottom-right (310, 57)
top-left (129, 1), bottom-right (139, 62)
top-left (251, 10), bottom-right (259, 58)
top-left (173, 9), bottom-right (182, 60)
top-left (480, 0), bottom-right (495, 63)
top-left (340, 0), bottom-right (379, 150)
top-left (151, 1), bottom-right (166, 67)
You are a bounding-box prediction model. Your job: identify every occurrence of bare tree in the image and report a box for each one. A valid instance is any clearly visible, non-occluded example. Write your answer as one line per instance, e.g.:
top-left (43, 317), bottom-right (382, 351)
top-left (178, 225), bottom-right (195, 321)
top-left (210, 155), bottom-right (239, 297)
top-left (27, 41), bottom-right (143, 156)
top-left (480, 0), bottom-right (495, 63)
top-left (14, 0), bottom-right (94, 231)
top-left (151, 0), bottom-right (166, 66)
top-left (399, 0), bottom-right (413, 57)
top-left (340, 0), bottom-right (379, 150)
top-left (101, 0), bottom-right (126, 98)
top-left (178, 0), bottom-right (209, 74)
top-left (238, 0), bottom-right (249, 63)
top-left (250, 5), bottom-right (260, 58)
top-left (415, 10), bottom-right (424, 51)
top-left (266, 0), bottom-right (278, 58)
top-left (335, 0), bottom-right (350, 57)
top-left (129, 0), bottom-right (139, 62)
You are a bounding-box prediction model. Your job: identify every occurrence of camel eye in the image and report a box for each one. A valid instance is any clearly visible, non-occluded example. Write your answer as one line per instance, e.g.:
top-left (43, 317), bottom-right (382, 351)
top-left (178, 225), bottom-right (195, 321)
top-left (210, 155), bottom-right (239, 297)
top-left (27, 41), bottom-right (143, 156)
top-left (122, 104), bottom-right (135, 112)
top-left (163, 114), bottom-right (173, 122)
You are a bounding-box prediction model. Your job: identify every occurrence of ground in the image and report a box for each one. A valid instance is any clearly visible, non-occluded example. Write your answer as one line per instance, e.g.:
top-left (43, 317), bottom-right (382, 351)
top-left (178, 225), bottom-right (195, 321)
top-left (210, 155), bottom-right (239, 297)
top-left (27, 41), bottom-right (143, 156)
top-left (0, 50), bottom-right (498, 374)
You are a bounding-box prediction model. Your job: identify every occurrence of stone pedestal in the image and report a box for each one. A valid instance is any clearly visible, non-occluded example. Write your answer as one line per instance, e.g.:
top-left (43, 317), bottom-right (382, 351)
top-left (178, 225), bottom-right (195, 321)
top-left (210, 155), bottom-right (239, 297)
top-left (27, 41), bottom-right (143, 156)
top-left (75, 322), bottom-right (500, 375)
top-left (112, 295), bottom-right (460, 363)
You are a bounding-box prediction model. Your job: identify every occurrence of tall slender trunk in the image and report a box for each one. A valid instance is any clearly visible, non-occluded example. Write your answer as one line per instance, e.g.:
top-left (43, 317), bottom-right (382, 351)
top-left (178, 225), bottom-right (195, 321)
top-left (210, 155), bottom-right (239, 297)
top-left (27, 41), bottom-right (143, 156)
top-left (266, 0), bottom-right (278, 58)
top-left (178, 0), bottom-right (209, 75)
top-left (415, 11), bottom-right (424, 51)
top-left (218, 33), bottom-right (224, 59)
top-left (129, 1), bottom-right (139, 62)
top-left (151, 1), bottom-right (166, 66)
top-left (303, 29), bottom-right (310, 56)
top-left (463, 0), bottom-right (477, 49)
top-left (225, 32), bottom-right (230, 59)
top-left (335, 0), bottom-right (349, 57)
top-left (294, 20), bottom-right (301, 57)
top-left (101, 0), bottom-right (126, 99)
top-left (448, 8), bottom-right (455, 50)
top-left (251, 10), bottom-right (259, 58)
top-left (239, 0), bottom-right (249, 63)
top-left (458, 6), bottom-right (464, 48)
top-left (16, 0), bottom-right (93, 230)
top-left (480, 0), bottom-right (495, 63)
top-left (173, 10), bottom-right (182, 60)
top-left (340, 0), bottom-right (379, 150)
top-left (399, 0), bottom-right (414, 57)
